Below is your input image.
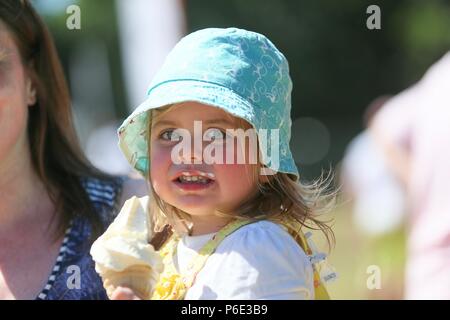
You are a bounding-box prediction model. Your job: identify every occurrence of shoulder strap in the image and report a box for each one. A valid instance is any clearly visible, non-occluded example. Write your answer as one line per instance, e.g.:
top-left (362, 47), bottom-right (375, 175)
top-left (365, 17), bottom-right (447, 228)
top-left (277, 217), bottom-right (334, 300)
top-left (152, 220), bottom-right (254, 300)
top-left (181, 219), bottom-right (255, 290)
top-left (154, 219), bottom-right (334, 300)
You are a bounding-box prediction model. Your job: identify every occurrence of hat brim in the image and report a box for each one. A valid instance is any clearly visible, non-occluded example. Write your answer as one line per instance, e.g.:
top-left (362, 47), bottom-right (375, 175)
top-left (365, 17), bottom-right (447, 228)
top-left (118, 80), bottom-right (299, 181)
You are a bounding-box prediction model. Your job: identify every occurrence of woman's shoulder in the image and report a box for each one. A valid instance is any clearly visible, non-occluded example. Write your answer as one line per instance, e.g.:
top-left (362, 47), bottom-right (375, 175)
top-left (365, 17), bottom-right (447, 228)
top-left (38, 175), bottom-right (148, 300)
top-left (116, 175), bottom-right (148, 207)
top-left (82, 174), bottom-right (147, 201)
top-left (82, 176), bottom-right (123, 206)
top-left (82, 175), bottom-right (147, 225)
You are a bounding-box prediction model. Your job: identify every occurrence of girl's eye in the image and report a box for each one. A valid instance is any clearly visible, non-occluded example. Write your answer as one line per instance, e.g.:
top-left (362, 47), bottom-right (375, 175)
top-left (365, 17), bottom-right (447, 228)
top-left (204, 128), bottom-right (227, 141)
top-left (159, 129), bottom-right (183, 141)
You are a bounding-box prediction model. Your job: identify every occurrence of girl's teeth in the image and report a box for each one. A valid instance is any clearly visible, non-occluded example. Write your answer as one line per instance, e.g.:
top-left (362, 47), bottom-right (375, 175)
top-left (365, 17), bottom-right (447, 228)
top-left (179, 175), bottom-right (210, 184)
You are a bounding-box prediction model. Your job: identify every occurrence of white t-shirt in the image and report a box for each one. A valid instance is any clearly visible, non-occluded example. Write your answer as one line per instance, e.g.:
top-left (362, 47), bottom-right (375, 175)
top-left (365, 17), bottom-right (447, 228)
top-left (173, 220), bottom-right (314, 300)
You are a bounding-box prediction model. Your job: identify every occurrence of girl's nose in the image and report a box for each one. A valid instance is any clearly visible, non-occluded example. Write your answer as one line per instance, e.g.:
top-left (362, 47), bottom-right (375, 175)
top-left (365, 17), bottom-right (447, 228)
top-left (176, 135), bottom-right (204, 165)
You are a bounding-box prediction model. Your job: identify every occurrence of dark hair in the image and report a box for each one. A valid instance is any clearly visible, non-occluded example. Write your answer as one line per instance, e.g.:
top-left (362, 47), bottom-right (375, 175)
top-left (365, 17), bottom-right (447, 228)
top-left (0, 0), bottom-right (115, 240)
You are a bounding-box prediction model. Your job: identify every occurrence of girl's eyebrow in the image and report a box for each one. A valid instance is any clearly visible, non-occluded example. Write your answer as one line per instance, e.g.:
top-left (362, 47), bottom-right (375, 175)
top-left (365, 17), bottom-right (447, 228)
top-left (152, 118), bottom-right (236, 129)
top-left (151, 119), bottom-right (177, 129)
top-left (203, 119), bottom-right (236, 126)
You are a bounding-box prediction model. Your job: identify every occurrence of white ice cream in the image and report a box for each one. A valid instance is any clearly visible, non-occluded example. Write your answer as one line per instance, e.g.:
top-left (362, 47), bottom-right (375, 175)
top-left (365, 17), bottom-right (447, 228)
top-left (90, 196), bottom-right (163, 274)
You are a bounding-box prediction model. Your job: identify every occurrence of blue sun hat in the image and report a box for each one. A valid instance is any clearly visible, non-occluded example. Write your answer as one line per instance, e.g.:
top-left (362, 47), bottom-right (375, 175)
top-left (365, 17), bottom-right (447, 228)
top-left (118, 27), bottom-right (299, 181)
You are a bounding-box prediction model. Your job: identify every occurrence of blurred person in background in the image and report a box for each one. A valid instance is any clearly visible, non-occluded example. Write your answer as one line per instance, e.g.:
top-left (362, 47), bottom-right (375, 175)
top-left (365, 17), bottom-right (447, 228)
top-left (0, 0), bottom-right (145, 299)
top-left (340, 95), bottom-right (407, 299)
top-left (370, 51), bottom-right (450, 299)
top-left (341, 95), bottom-right (406, 237)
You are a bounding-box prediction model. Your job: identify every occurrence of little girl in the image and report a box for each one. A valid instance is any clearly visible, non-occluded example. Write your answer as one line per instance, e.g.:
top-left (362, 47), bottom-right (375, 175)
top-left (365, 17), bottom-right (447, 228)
top-left (116, 27), bottom-right (336, 300)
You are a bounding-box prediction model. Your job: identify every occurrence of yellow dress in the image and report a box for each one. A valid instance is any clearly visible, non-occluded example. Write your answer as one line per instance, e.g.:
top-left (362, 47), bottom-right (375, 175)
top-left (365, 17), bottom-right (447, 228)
top-left (151, 219), bottom-right (335, 300)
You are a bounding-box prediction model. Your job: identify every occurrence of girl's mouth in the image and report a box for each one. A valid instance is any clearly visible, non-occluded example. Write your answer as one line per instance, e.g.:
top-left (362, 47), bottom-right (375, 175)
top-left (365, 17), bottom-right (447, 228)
top-left (172, 171), bottom-right (215, 191)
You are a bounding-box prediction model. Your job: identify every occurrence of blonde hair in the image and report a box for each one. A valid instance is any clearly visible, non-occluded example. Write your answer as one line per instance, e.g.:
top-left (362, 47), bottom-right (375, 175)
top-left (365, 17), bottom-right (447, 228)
top-left (146, 104), bottom-right (336, 248)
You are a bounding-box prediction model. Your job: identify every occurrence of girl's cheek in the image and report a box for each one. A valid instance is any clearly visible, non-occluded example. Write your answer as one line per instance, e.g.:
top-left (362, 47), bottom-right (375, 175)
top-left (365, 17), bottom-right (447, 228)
top-left (150, 142), bottom-right (173, 167)
top-left (221, 137), bottom-right (258, 166)
top-left (215, 163), bottom-right (256, 190)
top-left (150, 144), bottom-right (171, 186)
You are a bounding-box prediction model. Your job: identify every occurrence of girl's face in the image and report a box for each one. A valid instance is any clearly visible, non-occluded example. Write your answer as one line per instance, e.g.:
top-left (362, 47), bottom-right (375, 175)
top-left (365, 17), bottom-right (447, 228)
top-left (0, 23), bottom-right (35, 168)
top-left (150, 102), bottom-right (259, 221)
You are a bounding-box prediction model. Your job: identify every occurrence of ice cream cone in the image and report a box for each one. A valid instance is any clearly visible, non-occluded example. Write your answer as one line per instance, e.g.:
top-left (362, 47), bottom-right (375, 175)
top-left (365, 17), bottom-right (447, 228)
top-left (90, 196), bottom-right (163, 300)
top-left (101, 265), bottom-right (159, 300)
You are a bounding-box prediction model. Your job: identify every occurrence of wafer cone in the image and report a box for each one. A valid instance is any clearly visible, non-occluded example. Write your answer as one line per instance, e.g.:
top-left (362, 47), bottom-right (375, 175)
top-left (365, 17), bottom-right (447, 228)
top-left (101, 265), bottom-right (158, 300)
top-left (90, 196), bottom-right (163, 300)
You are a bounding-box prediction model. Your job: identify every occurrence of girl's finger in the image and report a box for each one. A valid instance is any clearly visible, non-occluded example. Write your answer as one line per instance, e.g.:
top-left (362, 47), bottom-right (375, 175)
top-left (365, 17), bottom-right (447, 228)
top-left (110, 286), bottom-right (142, 300)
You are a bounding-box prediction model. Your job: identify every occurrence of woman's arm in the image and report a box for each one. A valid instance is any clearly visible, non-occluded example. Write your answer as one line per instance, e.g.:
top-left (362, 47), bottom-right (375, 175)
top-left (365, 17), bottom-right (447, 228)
top-left (369, 124), bottom-right (411, 188)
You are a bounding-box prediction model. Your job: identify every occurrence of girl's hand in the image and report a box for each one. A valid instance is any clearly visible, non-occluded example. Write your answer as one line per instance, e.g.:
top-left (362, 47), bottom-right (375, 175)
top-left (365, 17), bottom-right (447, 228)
top-left (110, 286), bottom-right (142, 300)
